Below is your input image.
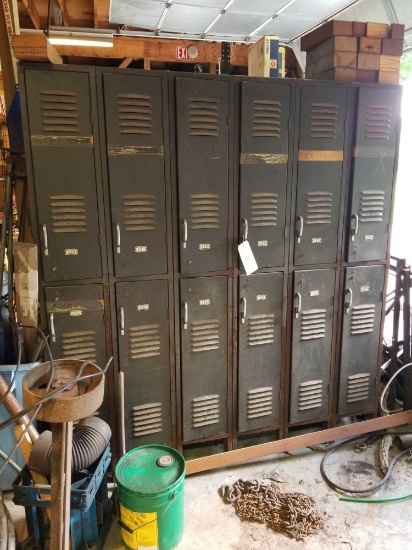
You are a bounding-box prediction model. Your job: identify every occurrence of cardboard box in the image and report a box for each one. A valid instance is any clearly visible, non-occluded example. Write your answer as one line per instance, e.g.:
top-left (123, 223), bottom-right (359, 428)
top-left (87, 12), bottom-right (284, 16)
top-left (248, 36), bottom-right (280, 77)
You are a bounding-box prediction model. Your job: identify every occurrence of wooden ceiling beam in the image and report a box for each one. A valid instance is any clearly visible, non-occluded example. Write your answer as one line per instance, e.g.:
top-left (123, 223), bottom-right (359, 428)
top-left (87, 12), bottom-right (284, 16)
top-left (94, 0), bottom-right (110, 30)
top-left (13, 34), bottom-right (62, 63)
top-left (56, 0), bottom-right (70, 27)
top-left (20, 0), bottom-right (40, 30)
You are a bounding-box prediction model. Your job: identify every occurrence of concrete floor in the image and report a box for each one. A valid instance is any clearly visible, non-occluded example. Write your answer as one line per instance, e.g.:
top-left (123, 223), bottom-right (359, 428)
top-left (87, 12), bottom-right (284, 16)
top-left (5, 436), bottom-right (412, 550)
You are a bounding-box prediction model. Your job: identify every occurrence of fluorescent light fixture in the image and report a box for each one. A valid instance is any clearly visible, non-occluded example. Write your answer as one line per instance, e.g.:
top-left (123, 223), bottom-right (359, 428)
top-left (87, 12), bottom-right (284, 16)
top-left (157, 0), bottom-right (173, 30)
top-left (49, 37), bottom-right (113, 47)
top-left (204, 12), bottom-right (222, 34)
top-left (223, 0), bottom-right (235, 9)
top-left (248, 16), bottom-right (274, 37)
top-left (276, 0), bottom-right (297, 16)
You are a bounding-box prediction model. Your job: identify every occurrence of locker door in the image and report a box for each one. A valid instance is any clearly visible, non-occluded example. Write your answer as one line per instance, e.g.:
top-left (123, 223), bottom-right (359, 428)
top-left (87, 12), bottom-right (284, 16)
top-left (103, 73), bottom-right (168, 277)
top-left (116, 280), bottom-right (171, 448)
top-left (290, 269), bottom-right (335, 424)
top-left (347, 87), bottom-right (401, 262)
top-left (176, 78), bottom-right (229, 274)
top-left (338, 265), bottom-right (385, 415)
top-left (239, 81), bottom-right (291, 268)
top-left (180, 277), bottom-right (228, 441)
top-left (25, 69), bottom-right (102, 281)
top-left (294, 85), bottom-right (347, 265)
top-left (238, 272), bottom-right (283, 432)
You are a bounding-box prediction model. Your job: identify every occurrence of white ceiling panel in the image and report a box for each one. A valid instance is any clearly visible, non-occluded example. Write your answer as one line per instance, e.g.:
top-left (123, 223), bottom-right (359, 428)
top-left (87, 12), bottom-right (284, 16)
top-left (173, 0), bottom-right (228, 6)
top-left (110, 0), bottom-right (165, 28)
top-left (264, 14), bottom-right (321, 40)
top-left (228, 0), bottom-right (287, 14)
top-left (212, 12), bottom-right (269, 36)
top-left (162, 4), bottom-right (221, 33)
top-left (281, 0), bottom-right (356, 19)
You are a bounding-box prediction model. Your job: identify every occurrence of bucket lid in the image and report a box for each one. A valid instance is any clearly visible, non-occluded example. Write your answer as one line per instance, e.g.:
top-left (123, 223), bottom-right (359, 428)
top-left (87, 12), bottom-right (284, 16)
top-left (115, 445), bottom-right (185, 494)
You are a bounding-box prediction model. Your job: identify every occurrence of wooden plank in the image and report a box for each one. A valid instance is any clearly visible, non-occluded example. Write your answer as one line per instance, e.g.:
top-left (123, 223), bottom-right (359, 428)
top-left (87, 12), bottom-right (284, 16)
top-left (119, 56), bottom-right (133, 68)
top-left (353, 21), bottom-right (367, 37)
top-left (306, 51), bottom-right (357, 79)
top-left (12, 34), bottom-right (62, 63)
top-left (14, 243), bottom-right (38, 359)
top-left (20, 0), bottom-right (40, 30)
top-left (0, 0), bottom-right (17, 111)
top-left (56, 0), bottom-right (70, 26)
top-left (359, 37), bottom-right (381, 54)
top-left (356, 69), bottom-right (378, 83)
top-left (301, 20), bottom-right (354, 51)
top-left (313, 67), bottom-right (357, 82)
top-left (144, 58), bottom-right (150, 70)
top-left (94, 0), bottom-right (111, 29)
top-left (380, 54), bottom-right (401, 72)
top-left (366, 22), bottom-right (389, 39)
top-left (378, 70), bottom-right (399, 84)
top-left (186, 410), bottom-right (412, 475)
top-left (306, 36), bottom-right (357, 65)
top-left (357, 52), bottom-right (380, 70)
top-left (390, 23), bottom-right (405, 40)
top-left (382, 38), bottom-right (404, 56)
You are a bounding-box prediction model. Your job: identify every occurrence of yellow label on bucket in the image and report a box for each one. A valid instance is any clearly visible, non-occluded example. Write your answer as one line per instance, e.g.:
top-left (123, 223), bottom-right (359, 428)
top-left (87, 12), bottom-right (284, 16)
top-left (119, 503), bottom-right (158, 549)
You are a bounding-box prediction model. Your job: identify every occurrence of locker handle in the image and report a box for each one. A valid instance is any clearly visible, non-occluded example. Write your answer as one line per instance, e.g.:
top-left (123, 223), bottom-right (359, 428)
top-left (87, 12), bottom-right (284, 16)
top-left (120, 306), bottom-right (125, 336)
top-left (183, 302), bottom-right (188, 330)
top-left (241, 218), bottom-right (249, 242)
top-left (351, 214), bottom-right (359, 241)
top-left (296, 216), bottom-right (303, 244)
top-left (294, 292), bottom-right (302, 319)
top-left (345, 288), bottom-right (353, 314)
top-left (182, 219), bottom-right (188, 249)
top-left (240, 297), bottom-right (247, 323)
top-left (49, 312), bottom-right (56, 343)
top-left (116, 223), bottom-right (121, 254)
top-left (42, 224), bottom-right (49, 257)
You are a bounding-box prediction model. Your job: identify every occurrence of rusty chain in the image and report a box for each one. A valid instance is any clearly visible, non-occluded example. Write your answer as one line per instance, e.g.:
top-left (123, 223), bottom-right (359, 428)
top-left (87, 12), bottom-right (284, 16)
top-left (220, 479), bottom-right (324, 541)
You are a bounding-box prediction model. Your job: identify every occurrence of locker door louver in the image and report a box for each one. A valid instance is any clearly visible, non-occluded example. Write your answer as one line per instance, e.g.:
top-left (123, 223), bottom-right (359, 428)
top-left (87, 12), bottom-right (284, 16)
top-left (250, 193), bottom-right (277, 227)
top-left (188, 97), bottom-right (219, 137)
top-left (190, 194), bottom-right (219, 229)
top-left (350, 305), bottom-right (375, 335)
top-left (365, 105), bottom-right (391, 139)
top-left (117, 94), bottom-right (152, 135)
top-left (61, 330), bottom-right (97, 362)
top-left (298, 380), bottom-right (323, 411)
top-left (129, 324), bottom-right (160, 359)
top-left (191, 320), bottom-right (219, 353)
top-left (248, 314), bottom-right (275, 346)
top-left (192, 395), bottom-right (219, 427)
top-left (247, 387), bottom-right (273, 419)
top-left (50, 195), bottom-right (87, 233)
top-left (306, 192), bottom-right (332, 224)
top-left (252, 100), bottom-right (281, 137)
top-left (132, 402), bottom-right (162, 436)
top-left (123, 194), bottom-right (156, 231)
top-left (40, 90), bottom-right (79, 133)
top-left (346, 373), bottom-right (370, 403)
top-left (310, 103), bottom-right (338, 138)
top-left (301, 309), bottom-right (326, 340)
top-left (359, 190), bottom-right (384, 222)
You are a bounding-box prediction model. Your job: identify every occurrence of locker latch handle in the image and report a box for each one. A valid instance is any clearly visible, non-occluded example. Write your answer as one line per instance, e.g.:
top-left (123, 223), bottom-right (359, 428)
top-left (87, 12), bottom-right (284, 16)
top-left (294, 292), bottom-right (302, 319)
top-left (296, 216), bottom-right (303, 244)
top-left (49, 312), bottom-right (56, 343)
top-left (42, 224), bottom-right (49, 257)
top-left (240, 297), bottom-right (247, 323)
top-left (351, 214), bottom-right (359, 241)
top-left (182, 219), bottom-right (188, 249)
top-left (183, 302), bottom-right (188, 330)
top-left (242, 218), bottom-right (249, 242)
top-left (120, 306), bottom-right (125, 336)
top-left (116, 223), bottom-right (121, 254)
top-left (345, 288), bottom-right (353, 313)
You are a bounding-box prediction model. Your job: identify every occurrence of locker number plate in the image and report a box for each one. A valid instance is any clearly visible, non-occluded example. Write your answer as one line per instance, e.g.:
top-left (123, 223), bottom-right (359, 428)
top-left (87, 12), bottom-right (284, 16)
top-left (135, 246), bottom-right (148, 253)
top-left (65, 249), bottom-right (78, 255)
top-left (199, 299), bottom-right (210, 306)
top-left (311, 238), bottom-right (322, 244)
top-left (199, 243), bottom-right (211, 250)
top-left (310, 290), bottom-right (320, 296)
top-left (137, 304), bottom-right (150, 311)
top-left (69, 309), bottom-right (83, 316)
top-left (257, 240), bottom-right (268, 247)
top-left (365, 235), bottom-right (374, 241)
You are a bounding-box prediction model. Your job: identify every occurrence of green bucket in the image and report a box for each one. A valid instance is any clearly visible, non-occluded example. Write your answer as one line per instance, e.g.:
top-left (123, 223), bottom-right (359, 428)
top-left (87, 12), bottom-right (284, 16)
top-left (115, 445), bottom-right (185, 550)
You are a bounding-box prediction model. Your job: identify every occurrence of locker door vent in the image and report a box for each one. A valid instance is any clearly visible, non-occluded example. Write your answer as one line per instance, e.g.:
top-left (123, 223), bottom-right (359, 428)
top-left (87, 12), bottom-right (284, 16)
top-left (50, 195), bottom-right (87, 233)
top-left (301, 309), bottom-right (326, 340)
top-left (247, 387), bottom-right (273, 419)
top-left (248, 314), bottom-right (275, 346)
top-left (190, 194), bottom-right (219, 229)
top-left (123, 194), bottom-right (156, 231)
top-left (191, 320), bottom-right (219, 352)
top-left (250, 193), bottom-right (277, 227)
top-left (61, 330), bottom-right (96, 362)
top-left (298, 380), bottom-right (323, 411)
top-left (40, 90), bottom-right (79, 134)
top-left (310, 103), bottom-right (338, 138)
top-left (350, 305), bottom-right (375, 335)
top-left (347, 373), bottom-right (370, 403)
top-left (188, 98), bottom-right (219, 137)
top-left (359, 190), bottom-right (384, 223)
top-left (192, 395), bottom-right (219, 427)
top-left (117, 94), bottom-right (152, 135)
top-left (365, 105), bottom-right (391, 140)
top-left (306, 192), bottom-right (332, 224)
top-left (129, 324), bottom-right (160, 359)
top-left (252, 100), bottom-right (281, 137)
top-left (132, 402), bottom-right (162, 436)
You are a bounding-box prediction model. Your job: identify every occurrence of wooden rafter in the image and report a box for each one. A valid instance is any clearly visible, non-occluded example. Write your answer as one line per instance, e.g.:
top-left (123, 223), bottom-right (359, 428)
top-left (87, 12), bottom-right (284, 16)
top-left (94, 0), bottom-right (110, 30)
top-left (20, 0), bottom-right (40, 30)
top-left (56, 0), bottom-right (70, 27)
top-left (118, 56), bottom-right (133, 68)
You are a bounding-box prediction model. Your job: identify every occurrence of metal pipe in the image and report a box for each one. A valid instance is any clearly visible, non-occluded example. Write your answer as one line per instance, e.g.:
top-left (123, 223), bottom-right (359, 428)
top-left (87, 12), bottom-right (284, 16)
top-left (0, 163), bottom-right (12, 298)
top-left (118, 372), bottom-right (126, 457)
top-left (389, 259), bottom-right (404, 410)
top-left (403, 266), bottom-right (412, 409)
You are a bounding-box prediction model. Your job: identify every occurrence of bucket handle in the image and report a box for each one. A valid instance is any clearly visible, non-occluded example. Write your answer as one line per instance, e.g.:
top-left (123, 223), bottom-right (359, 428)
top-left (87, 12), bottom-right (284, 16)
top-left (118, 491), bottom-right (178, 534)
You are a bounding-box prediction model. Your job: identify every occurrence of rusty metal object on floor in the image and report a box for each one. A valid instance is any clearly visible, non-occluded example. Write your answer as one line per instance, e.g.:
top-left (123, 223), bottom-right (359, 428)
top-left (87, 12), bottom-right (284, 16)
top-left (220, 478), bottom-right (324, 541)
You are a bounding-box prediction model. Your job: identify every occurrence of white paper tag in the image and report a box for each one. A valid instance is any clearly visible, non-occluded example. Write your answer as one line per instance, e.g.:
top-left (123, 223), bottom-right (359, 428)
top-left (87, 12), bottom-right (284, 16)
top-left (238, 241), bottom-right (258, 275)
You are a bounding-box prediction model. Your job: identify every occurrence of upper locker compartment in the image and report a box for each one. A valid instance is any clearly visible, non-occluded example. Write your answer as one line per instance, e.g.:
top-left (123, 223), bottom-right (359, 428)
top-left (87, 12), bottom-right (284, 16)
top-left (24, 69), bottom-right (102, 281)
top-left (176, 78), bottom-right (230, 274)
top-left (347, 86), bottom-right (401, 262)
top-left (239, 81), bottom-right (291, 269)
top-left (294, 84), bottom-right (348, 266)
top-left (103, 73), bottom-right (168, 277)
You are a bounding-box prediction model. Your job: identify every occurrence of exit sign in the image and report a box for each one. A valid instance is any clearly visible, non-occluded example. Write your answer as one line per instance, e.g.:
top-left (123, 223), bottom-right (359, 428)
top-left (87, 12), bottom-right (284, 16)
top-left (176, 46), bottom-right (189, 59)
